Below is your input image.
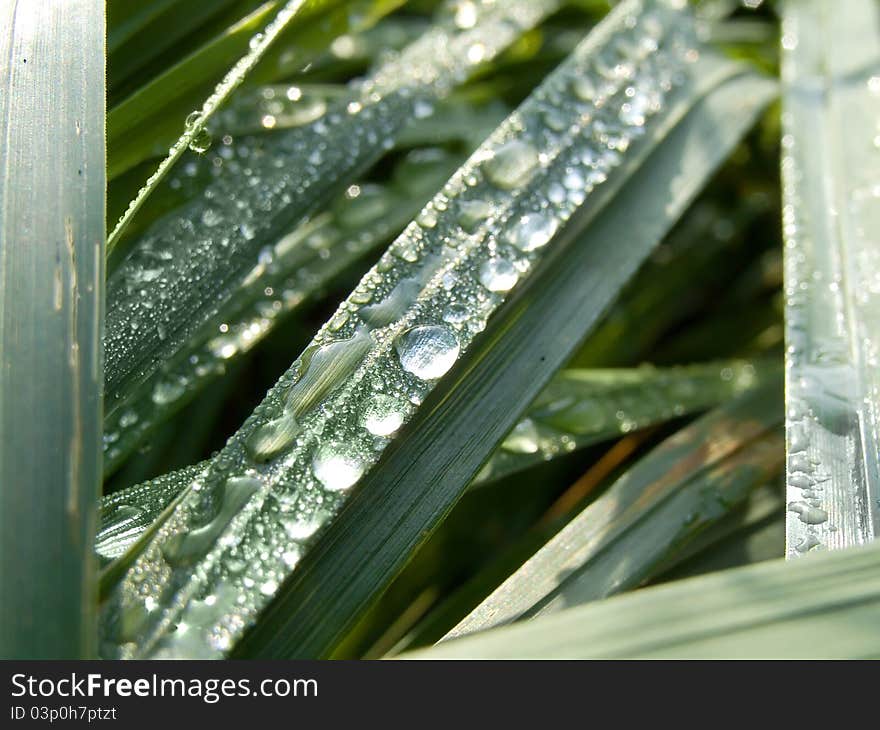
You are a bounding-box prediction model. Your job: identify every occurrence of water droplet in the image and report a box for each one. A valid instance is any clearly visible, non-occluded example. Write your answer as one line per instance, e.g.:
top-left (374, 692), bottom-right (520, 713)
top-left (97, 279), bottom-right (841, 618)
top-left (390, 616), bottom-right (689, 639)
top-left (312, 443), bottom-right (365, 492)
top-left (188, 128), bottom-right (212, 155)
top-left (363, 394), bottom-right (405, 436)
top-left (152, 380), bottom-right (185, 405)
top-left (162, 477), bottom-right (261, 566)
top-left (483, 141), bottom-right (540, 190)
top-left (505, 213), bottom-right (558, 251)
top-left (457, 199), bottom-right (493, 232)
top-left (395, 325), bottom-right (460, 380)
top-left (572, 77), bottom-right (596, 102)
top-left (479, 258), bottom-right (519, 293)
top-left (246, 413), bottom-right (300, 462)
top-left (280, 514), bottom-right (323, 541)
top-left (788, 501), bottom-right (828, 525)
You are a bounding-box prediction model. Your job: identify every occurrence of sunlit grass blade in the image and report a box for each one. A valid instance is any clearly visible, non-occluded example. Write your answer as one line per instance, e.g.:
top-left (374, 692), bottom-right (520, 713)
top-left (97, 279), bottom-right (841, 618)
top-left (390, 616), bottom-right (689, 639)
top-left (104, 0), bottom-right (560, 417)
top-left (477, 359), bottom-right (773, 487)
top-left (407, 540), bottom-right (880, 659)
top-left (100, 1), bottom-right (774, 659)
top-left (236, 68), bottom-right (775, 660)
top-left (781, 0), bottom-right (880, 557)
top-left (0, 0), bottom-right (105, 658)
top-left (444, 377), bottom-right (782, 640)
top-left (651, 482), bottom-right (784, 583)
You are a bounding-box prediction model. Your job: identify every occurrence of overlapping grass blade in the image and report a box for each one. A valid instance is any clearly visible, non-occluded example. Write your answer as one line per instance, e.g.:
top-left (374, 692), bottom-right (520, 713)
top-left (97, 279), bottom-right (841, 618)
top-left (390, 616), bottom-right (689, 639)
top-left (477, 360), bottom-right (772, 486)
top-left (104, 0), bottom-right (560, 417)
top-left (781, 0), bottom-right (880, 557)
top-left (99, 0), bottom-right (774, 659)
top-left (445, 377), bottom-right (783, 640)
top-left (0, 0), bottom-right (105, 658)
top-left (407, 540), bottom-right (880, 659)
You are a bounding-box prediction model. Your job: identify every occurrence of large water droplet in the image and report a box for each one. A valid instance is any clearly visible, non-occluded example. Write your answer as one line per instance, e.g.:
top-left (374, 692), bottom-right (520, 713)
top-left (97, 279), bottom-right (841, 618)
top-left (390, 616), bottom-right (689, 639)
top-left (363, 394), bottom-right (405, 436)
top-left (395, 325), bottom-right (460, 380)
top-left (505, 213), bottom-right (558, 251)
top-left (483, 141), bottom-right (540, 190)
top-left (313, 443), bottom-right (365, 492)
top-left (479, 258), bottom-right (519, 293)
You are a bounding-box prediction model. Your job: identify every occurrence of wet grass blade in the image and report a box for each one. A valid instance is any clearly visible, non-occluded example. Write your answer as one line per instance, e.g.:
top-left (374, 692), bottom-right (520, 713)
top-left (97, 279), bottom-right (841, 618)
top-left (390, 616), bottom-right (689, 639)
top-left (781, 0), bottom-right (880, 557)
top-left (0, 0), bottom-right (105, 658)
top-left (445, 378), bottom-right (783, 640)
top-left (104, 0), bottom-right (560, 416)
top-left (406, 540), bottom-right (880, 659)
top-left (100, 1), bottom-right (775, 659)
top-left (477, 360), bottom-right (773, 486)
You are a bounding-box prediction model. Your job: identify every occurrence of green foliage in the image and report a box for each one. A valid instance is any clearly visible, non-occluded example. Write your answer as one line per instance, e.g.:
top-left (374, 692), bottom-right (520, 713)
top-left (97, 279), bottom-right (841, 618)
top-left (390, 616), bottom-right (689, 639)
top-left (8, 0), bottom-right (862, 660)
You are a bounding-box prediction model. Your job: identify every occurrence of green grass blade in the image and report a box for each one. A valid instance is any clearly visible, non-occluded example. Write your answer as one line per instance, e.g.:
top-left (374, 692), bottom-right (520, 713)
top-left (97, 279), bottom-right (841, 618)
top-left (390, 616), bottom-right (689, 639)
top-left (445, 378), bottom-right (783, 640)
top-left (104, 0), bottom-right (559, 416)
top-left (406, 540), bottom-right (880, 659)
top-left (101, 1), bottom-right (774, 659)
top-left (477, 360), bottom-right (773, 486)
top-left (0, 0), bottom-right (105, 658)
top-left (781, 0), bottom-right (880, 557)
top-left (108, 0), bottom-right (250, 93)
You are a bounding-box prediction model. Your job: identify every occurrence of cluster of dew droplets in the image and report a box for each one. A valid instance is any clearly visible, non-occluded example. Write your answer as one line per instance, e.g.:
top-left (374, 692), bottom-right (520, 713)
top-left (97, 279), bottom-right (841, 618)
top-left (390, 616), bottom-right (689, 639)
top-left (103, 146), bottom-right (462, 473)
top-left (779, 27), bottom-right (838, 556)
top-left (104, 0), bottom-right (559, 412)
top-left (104, 0), bottom-right (701, 659)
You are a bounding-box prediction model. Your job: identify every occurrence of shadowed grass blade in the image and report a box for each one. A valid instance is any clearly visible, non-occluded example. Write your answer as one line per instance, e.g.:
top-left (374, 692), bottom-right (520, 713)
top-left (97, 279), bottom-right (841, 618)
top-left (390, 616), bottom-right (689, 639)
top-left (0, 0), bottom-right (105, 658)
top-left (445, 377), bottom-right (783, 640)
top-left (100, 1), bottom-right (774, 659)
top-left (781, 0), bottom-right (880, 557)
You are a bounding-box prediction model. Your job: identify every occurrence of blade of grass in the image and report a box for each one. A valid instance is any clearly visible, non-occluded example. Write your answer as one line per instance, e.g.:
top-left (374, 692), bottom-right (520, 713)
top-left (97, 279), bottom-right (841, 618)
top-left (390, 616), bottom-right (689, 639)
top-left (101, 2), bottom-right (775, 659)
top-left (781, 0), bottom-right (880, 557)
top-left (0, 0), bottom-right (105, 658)
top-left (477, 360), bottom-right (772, 486)
top-left (231, 64), bottom-right (775, 660)
top-left (405, 540), bottom-right (880, 659)
top-left (445, 378), bottom-right (783, 640)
